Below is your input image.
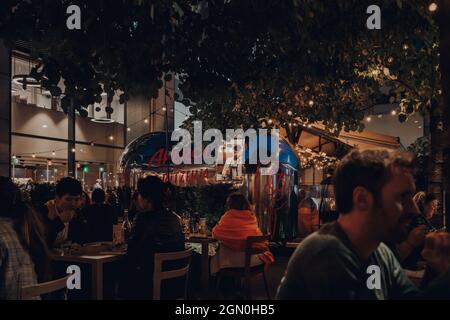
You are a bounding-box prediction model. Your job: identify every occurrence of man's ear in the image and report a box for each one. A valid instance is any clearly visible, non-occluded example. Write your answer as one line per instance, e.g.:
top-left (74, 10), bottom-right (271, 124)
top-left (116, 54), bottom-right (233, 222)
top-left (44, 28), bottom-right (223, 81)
top-left (353, 186), bottom-right (374, 212)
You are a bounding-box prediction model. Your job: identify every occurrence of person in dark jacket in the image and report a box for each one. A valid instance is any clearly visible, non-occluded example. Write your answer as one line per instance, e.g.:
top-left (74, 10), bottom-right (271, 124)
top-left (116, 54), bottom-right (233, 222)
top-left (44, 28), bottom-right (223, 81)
top-left (82, 189), bottom-right (116, 243)
top-left (120, 176), bottom-right (185, 299)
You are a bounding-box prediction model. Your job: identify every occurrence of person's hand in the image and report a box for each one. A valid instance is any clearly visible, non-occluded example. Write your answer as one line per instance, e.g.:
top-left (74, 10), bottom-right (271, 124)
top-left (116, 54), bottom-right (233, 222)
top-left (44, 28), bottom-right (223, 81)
top-left (59, 210), bottom-right (75, 223)
top-left (421, 231), bottom-right (450, 275)
top-left (407, 225), bottom-right (428, 247)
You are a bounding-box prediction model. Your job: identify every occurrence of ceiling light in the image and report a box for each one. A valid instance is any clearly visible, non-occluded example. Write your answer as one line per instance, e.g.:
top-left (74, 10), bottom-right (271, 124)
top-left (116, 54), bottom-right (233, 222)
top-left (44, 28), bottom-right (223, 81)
top-left (91, 117), bottom-right (115, 124)
top-left (12, 74), bottom-right (41, 88)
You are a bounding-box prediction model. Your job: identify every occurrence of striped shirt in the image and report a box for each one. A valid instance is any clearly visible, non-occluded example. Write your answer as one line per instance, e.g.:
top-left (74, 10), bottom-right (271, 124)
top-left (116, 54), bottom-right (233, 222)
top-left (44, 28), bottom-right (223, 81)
top-left (0, 217), bottom-right (39, 300)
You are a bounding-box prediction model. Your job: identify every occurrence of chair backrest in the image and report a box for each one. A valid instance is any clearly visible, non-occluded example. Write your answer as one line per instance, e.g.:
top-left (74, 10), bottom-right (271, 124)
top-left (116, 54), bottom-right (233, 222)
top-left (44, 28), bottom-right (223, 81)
top-left (244, 235), bottom-right (271, 274)
top-left (21, 275), bottom-right (70, 300)
top-left (153, 249), bottom-right (192, 300)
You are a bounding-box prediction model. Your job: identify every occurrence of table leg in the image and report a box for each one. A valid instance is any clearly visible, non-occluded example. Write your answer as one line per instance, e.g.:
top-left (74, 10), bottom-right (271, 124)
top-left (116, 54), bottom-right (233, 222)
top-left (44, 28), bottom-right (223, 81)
top-left (92, 262), bottom-right (103, 300)
top-left (201, 242), bottom-right (209, 294)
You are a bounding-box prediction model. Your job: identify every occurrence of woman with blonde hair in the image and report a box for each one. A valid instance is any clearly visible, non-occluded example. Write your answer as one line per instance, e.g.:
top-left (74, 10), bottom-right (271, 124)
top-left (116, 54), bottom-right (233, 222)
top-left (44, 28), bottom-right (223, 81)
top-left (413, 191), bottom-right (439, 221)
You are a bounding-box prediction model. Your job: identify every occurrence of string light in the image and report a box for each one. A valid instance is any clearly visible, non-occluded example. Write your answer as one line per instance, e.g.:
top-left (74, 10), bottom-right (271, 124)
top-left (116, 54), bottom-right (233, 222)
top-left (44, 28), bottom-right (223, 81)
top-left (71, 148), bottom-right (76, 153)
top-left (144, 118), bottom-right (149, 124)
top-left (377, 114), bottom-right (382, 118)
top-left (402, 44), bottom-right (409, 50)
top-left (32, 153), bottom-right (36, 158)
top-left (52, 151), bottom-right (56, 156)
top-left (287, 110), bottom-right (293, 116)
top-left (268, 119), bottom-right (273, 124)
top-left (366, 116), bottom-right (372, 122)
top-left (428, 2), bottom-right (438, 12)
top-left (162, 107), bottom-right (167, 111)
top-left (109, 135), bottom-right (114, 141)
top-left (391, 110), bottom-right (397, 116)
top-left (127, 127), bottom-right (131, 132)
top-left (308, 100), bottom-right (314, 107)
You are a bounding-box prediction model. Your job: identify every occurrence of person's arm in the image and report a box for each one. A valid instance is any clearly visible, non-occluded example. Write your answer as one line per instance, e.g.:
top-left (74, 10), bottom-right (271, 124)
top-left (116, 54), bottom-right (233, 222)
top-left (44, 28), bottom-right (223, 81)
top-left (396, 226), bottom-right (427, 262)
top-left (35, 205), bottom-right (64, 248)
top-left (417, 232), bottom-right (450, 299)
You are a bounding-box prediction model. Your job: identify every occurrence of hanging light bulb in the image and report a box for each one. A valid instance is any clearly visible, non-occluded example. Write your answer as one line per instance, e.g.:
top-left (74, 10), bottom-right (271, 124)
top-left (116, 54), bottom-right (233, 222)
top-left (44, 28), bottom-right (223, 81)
top-left (144, 118), bottom-right (149, 124)
top-left (308, 100), bottom-right (314, 107)
top-left (52, 151), bottom-right (56, 156)
top-left (109, 135), bottom-right (114, 141)
top-left (71, 148), bottom-right (76, 153)
top-left (391, 110), bottom-right (397, 116)
top-left (32, 153), bottom-right (36, 158)
top-left (428, 3), bottom-right (438, 12)
top-left (162, 107), bottom-right (167, 111)
top-left (268, 119), bottom-right (273, 124)
top-left (366, 116), bottom-right (372, 122)
top-left (287, 110), bottom-right (293, 116)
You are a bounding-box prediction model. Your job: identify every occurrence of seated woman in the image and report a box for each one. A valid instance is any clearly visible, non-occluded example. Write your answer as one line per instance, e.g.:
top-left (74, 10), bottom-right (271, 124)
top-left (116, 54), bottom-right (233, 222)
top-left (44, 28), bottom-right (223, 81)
top-left (211, 193), bottom-right (274, 274)
top-left (0, 177), bottom-right (52, 300)
top-left (120, 176), bottom-right (185, 300)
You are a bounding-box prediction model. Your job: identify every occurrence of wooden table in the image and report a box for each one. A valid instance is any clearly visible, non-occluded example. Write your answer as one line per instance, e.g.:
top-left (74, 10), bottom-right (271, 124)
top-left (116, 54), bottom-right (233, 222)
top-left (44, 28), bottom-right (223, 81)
top-left (51, 251), bottom-right (125, 300)
top-left (187, 236), bottom-right (217, 295)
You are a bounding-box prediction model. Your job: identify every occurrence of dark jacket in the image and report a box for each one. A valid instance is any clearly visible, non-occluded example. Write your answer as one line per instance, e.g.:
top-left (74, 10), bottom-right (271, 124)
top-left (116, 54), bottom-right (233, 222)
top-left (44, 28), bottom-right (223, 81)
top-left (82, 203), bottom-right (116, 243)
top-left (35, 205), bottom-right (87, 248)
top-left (121, 208), bottom-right (185, 299)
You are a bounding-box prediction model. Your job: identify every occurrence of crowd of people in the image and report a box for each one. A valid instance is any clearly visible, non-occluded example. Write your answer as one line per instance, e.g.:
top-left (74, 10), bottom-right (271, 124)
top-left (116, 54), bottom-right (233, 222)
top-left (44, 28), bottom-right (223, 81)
top-left (1, 149), bottom-right (450, 300)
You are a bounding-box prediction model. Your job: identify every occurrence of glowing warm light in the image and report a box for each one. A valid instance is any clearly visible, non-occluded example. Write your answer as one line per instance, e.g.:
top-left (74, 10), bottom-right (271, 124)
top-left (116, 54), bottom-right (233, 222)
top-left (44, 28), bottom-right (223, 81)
top-left (428, 3), bottom-right (438, 12)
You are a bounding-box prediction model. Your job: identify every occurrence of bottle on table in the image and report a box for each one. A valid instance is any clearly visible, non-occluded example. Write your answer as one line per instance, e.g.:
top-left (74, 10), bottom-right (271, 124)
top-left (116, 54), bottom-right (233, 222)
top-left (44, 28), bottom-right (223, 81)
top-left (122, 209), bottom-right (132, 242)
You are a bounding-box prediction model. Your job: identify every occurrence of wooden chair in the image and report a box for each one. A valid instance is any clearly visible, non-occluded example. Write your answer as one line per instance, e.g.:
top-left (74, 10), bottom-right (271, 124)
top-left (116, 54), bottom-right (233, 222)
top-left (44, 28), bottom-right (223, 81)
top-left (216, 235), bottom-right (271, 300)
top-left (153, 249), bottom-right (192, 300)
top-left (21, 275), bottom-right (70, 300)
